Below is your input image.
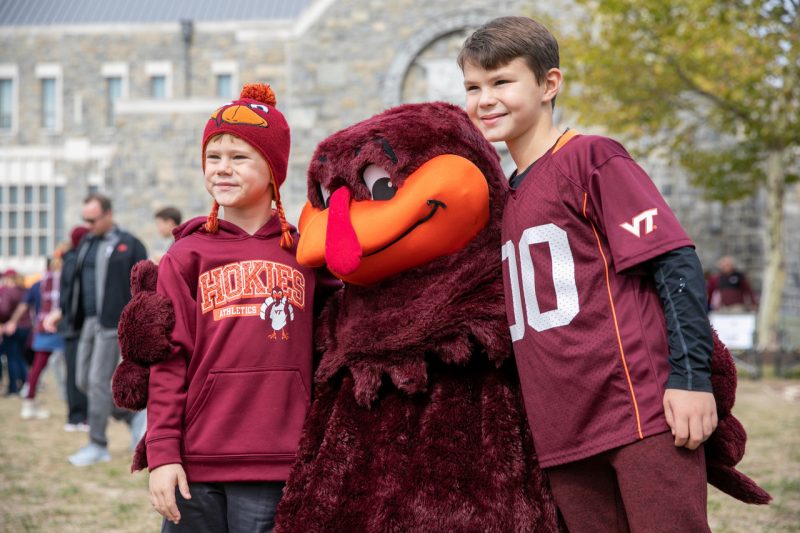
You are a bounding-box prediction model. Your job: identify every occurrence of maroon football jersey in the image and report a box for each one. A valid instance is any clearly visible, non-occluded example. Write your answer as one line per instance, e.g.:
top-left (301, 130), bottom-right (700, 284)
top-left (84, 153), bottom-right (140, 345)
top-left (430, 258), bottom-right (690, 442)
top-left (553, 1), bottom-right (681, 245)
top-left (502, 133), bottom-right (694, 467)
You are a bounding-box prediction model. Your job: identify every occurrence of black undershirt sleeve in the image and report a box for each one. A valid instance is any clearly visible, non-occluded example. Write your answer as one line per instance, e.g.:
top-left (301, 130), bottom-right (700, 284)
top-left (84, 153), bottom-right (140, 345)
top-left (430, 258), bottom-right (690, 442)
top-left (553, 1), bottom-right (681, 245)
top-left (648, 246), bottom-right (713, 393)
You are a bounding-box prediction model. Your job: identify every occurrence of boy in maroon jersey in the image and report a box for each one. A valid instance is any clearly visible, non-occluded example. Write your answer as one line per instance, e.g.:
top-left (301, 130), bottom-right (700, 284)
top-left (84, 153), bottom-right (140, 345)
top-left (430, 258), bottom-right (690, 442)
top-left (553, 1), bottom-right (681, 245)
top-left (460, 16), bottom-right (716, 532)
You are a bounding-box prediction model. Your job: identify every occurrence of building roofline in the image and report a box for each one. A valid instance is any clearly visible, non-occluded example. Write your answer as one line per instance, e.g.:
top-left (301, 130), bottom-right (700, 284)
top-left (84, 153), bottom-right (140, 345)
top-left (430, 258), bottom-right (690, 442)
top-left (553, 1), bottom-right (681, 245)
top-left (0, 18), bottom-right (294, 35)
top-left (0, 0), bottom-right (334, 37)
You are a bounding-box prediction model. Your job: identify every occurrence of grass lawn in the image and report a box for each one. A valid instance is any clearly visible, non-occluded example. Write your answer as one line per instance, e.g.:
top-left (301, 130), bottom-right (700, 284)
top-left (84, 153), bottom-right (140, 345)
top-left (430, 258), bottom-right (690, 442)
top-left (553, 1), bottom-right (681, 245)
top-left (0, 370), bottom-right (797, 531)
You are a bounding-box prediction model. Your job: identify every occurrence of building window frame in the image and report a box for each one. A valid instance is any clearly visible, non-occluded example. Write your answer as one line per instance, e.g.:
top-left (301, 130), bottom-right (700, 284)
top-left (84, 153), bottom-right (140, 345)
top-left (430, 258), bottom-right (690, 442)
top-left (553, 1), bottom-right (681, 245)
top-left (35, 63), bottom-right (63, 133)
top-left (101, 62), bottom-right (129, 128)
top-left (145, 61), bottom-right (173, 100)
top-left (0, 156), bottom-right (66, 265)
top-left (0, 64), bottom-right (19, 134)
top-left (212, 61), bottom-right (238, 99)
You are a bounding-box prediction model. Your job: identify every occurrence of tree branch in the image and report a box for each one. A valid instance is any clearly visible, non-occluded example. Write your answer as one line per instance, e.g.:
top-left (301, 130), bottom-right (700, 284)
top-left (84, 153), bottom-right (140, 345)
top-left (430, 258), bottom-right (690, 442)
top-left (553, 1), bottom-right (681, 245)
top-left (667, 56), bottom-right (756, 127)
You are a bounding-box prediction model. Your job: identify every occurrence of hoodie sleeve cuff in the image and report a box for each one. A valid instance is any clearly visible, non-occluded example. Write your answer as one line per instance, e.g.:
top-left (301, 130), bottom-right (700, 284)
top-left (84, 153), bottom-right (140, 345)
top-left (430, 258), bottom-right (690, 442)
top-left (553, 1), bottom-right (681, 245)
top-left (146, 437), bottom-right (182, 471)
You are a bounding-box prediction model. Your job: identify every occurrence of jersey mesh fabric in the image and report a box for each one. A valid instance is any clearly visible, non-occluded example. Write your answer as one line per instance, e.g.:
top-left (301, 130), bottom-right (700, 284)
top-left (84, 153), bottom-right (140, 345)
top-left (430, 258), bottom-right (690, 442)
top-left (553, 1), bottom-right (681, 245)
top-left (501, 134), bottom-right (694, 467)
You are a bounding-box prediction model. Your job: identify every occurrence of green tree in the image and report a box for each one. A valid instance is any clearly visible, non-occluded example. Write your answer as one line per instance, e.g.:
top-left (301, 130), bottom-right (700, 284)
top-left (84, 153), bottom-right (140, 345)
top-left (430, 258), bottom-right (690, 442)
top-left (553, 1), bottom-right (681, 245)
top-left (557, 0), bottom-right (799, 350)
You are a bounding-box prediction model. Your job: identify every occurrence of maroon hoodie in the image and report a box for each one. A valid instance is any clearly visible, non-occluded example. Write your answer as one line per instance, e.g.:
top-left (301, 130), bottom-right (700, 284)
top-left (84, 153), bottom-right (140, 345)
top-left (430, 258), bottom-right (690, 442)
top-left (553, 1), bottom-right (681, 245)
top-left (146, 215), bottom-right (335, 482)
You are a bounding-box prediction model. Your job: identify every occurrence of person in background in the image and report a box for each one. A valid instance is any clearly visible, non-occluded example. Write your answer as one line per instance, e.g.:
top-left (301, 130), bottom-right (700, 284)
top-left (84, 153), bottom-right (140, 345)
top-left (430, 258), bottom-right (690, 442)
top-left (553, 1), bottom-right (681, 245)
top-left (710, 256), bottom-right (757, 311)
top-left (152, 206), bottom-right (183, 264)
top-left (66, 194), bottom-right (148, 466)
top-left (44, 226), bottom-right (91, 431)
top-left (0, 269), bottom-right (31, 396)
top-left (6, 247), bottom-right (69, 419)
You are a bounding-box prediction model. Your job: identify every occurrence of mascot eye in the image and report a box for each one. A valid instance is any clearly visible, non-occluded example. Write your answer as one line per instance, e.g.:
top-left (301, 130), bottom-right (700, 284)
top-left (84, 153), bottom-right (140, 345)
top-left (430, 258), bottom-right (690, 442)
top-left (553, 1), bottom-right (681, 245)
top-left (249, 104), bottom-right (270, 113)
top-left (317, 182), bottom-right (332, 208)
top-left (362, 164), bottom-right (396, 201)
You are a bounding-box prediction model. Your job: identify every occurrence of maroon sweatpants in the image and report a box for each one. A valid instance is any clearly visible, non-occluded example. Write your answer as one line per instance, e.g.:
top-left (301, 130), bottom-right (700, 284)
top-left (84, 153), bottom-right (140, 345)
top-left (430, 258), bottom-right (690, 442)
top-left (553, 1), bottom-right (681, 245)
top-left (546, 431), bottom-right (710, 533)
top-left (26, 351), bottom-right (52, 399)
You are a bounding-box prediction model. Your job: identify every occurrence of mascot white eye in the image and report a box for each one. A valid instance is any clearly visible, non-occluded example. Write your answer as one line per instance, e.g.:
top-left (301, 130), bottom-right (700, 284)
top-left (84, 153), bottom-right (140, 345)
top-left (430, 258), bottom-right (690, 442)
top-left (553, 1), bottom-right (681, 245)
top-left (249, 104), bottom-right (270, 113)
top-left (362, 164), bottom-right (396, 201)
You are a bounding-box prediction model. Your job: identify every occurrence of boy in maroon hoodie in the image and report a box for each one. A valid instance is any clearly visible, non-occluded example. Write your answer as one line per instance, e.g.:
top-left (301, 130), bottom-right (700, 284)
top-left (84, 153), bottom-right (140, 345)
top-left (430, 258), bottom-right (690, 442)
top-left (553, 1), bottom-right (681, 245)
top-left (147, 83), bottom-right (335, 531)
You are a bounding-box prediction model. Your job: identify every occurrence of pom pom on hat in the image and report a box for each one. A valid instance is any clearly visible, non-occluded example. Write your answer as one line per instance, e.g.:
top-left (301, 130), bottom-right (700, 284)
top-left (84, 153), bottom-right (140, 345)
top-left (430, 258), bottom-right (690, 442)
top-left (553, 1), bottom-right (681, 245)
top-left (240, 83), bottom-right (277, 107)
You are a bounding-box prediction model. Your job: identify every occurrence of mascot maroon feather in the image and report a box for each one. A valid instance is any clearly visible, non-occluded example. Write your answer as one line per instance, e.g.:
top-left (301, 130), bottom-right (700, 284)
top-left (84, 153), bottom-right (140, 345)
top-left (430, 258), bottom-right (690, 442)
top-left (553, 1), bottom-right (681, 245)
top-left (114, 103), bottom-right (768, 530)
top-left (275, 102), bottom-right (560, 531)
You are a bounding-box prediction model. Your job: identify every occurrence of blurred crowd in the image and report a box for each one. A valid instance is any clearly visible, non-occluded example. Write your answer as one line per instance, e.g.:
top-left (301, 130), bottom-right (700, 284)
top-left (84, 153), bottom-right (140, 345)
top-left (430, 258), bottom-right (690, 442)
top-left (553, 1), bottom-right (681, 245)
top-left (0, 194), bottom-right (181, 466)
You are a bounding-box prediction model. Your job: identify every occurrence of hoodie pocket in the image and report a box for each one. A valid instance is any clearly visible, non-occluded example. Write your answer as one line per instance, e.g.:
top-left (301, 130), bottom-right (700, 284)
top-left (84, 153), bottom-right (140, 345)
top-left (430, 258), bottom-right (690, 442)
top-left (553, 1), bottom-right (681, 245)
top-left (183, 367), bottom-right (310, 457)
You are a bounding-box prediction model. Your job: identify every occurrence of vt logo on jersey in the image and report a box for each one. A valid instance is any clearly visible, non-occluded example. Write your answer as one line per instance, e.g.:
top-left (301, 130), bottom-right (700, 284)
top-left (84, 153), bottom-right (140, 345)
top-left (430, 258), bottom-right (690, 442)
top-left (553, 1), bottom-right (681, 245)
top-left (198, 261), bottom-right (306, 330)
top-left (620, 208), bottom-right (658, 238)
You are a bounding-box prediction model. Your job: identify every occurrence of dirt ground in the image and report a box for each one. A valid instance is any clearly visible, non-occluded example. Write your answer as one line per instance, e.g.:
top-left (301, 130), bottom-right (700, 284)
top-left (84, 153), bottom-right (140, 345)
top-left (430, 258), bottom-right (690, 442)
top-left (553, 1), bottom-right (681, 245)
top-left (0, 370), bottom-right (798, 532)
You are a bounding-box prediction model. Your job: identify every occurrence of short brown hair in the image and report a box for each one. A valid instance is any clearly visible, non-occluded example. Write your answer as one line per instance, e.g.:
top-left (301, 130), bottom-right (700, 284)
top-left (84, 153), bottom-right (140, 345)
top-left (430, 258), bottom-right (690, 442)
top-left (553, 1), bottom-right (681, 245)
top-left (458, 16), bottom-right (559, 86)
top-left (155, 206), bottom-right (182, 226)
top-left (84, 192), bottom-right (112, 213)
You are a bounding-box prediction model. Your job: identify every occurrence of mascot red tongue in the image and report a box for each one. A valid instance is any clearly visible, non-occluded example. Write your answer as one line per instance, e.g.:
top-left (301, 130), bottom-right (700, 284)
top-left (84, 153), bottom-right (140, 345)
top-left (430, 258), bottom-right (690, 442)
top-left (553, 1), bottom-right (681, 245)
top-left (324, 186), bottom-right (362, 276)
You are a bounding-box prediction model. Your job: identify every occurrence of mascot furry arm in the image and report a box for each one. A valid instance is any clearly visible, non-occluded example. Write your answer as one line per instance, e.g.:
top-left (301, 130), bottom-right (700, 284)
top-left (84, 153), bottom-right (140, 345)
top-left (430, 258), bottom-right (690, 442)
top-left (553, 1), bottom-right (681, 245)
top-left (112, 259), bottom-right (174, 471)
top-left (112, 103), bottom-right (768, 524)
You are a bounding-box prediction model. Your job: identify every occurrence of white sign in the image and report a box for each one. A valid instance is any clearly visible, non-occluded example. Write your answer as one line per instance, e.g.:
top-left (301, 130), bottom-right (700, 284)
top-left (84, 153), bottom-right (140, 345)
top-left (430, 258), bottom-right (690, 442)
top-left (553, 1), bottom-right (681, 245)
top-left (709, 312), bottom-right (757, 350)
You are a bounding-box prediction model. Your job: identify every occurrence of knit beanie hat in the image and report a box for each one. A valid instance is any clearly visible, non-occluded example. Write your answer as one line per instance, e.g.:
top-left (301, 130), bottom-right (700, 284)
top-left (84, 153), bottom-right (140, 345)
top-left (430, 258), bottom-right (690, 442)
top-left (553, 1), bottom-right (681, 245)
top-left (70, 225), bottom-right (90, 248)
top-left (202, 83), bottom-right (293, 248)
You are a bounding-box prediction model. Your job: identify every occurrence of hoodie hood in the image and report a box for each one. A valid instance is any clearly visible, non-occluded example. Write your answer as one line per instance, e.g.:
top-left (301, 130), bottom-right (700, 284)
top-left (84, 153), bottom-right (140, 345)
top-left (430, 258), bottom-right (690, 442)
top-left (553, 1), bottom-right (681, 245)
top-left (172, 215), bottom-right (294, 242)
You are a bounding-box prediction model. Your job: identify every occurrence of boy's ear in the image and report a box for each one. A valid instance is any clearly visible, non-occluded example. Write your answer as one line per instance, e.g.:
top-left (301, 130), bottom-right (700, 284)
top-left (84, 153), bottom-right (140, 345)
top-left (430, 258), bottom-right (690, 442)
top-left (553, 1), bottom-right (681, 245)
top-left (543, 67), bottom-right (563, 103)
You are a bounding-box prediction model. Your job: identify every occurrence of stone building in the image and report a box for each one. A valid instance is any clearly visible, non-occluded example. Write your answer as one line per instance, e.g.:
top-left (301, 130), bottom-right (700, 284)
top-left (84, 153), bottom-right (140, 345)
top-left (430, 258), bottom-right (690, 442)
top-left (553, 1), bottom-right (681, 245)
top-left (1, 0), bottom-right (797, 336)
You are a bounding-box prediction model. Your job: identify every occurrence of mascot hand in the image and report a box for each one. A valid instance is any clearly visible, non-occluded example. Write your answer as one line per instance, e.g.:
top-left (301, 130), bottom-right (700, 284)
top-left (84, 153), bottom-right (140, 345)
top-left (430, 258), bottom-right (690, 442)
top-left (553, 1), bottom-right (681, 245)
top-left (703, 327), bottom-right (771, 504)
top-left (113, 260), bottom-right (175, 410)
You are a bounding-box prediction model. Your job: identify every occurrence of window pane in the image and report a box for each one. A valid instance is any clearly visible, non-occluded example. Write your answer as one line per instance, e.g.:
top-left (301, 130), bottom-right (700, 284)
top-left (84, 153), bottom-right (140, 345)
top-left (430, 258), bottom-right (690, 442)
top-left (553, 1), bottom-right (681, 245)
top-left (9, 210), bottom-right (17, 229)
top-left (150, 75), bottom-right (166, 99)
top-left (24, 210), bottom-right (32, 229)
top-left (54, 186), bottom-right (65, 242)
top-left (106, 77), bottom-right (122, 127)
top-left (9, 237), bottom-right (17, 255)
top-left (39, 185), bottom-right (48, 203)
top-left (24, 185), bottom-right (33, 203)
top-left (39, 236), bottom-right (48, 255)
top-left (0, 78), bottom-right (12, 129)
top-left (9, 185), bottom-right (18, 204)
top-left (24, 236), bottom-right (32, 256)
top-left (216, 74), bottom-right (232, 98)
top-left (39, 210), bottom-right (48, 229)
top-left (41, 78), bottom-right (56, 129)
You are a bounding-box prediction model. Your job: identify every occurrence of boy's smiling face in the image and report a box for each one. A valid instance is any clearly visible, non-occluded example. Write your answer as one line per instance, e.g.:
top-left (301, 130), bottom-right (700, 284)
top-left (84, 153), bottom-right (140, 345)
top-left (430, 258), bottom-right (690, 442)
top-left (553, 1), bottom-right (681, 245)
top-left (204, 133), bottom-right (273, 214)
top-left (463, 57), bottom-right (550, 144)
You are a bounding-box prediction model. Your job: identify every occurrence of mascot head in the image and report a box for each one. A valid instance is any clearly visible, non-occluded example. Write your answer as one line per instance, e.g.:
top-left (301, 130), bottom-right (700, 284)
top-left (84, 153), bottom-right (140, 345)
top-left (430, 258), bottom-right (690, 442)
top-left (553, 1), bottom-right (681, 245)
top-left (296, 102), bottom-right (506, 286)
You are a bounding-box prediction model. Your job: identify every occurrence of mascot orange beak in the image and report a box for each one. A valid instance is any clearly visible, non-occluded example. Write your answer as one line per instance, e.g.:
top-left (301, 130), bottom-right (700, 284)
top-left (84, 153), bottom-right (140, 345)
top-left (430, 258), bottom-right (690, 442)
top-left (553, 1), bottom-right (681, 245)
top-left (296, 154), bottom-right (489, 285)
